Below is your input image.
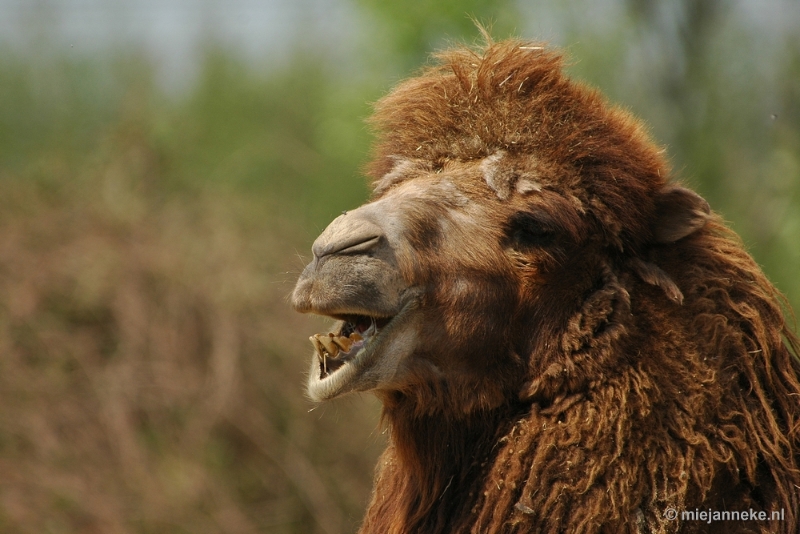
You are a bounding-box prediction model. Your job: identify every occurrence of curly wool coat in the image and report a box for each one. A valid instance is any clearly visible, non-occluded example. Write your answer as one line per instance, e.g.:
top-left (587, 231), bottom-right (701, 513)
top-left (303, 39), bottom-right (800, 534)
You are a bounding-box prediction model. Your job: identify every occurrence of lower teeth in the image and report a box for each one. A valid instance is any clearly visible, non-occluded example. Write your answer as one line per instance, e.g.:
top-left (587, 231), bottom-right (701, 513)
top-left (310, 331), bottom-right (364, 362)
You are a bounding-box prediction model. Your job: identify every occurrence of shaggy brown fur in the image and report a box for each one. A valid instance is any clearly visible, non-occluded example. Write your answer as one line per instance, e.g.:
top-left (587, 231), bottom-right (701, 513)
top-left (295, 38), bottom-right (800, 533)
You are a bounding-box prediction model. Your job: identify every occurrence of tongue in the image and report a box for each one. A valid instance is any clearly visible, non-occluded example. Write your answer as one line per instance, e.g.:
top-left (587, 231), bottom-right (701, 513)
top-left (355, 317), bottom-right (373, 334)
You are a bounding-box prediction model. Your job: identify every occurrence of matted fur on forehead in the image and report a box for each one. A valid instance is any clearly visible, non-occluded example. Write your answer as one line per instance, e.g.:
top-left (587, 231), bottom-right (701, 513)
top-left (366, 39), bottom-right (674, 250)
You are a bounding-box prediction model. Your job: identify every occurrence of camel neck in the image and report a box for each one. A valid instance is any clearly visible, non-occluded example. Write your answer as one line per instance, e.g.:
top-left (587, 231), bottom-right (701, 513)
top-left (373, 397), bottom-right (522, 533)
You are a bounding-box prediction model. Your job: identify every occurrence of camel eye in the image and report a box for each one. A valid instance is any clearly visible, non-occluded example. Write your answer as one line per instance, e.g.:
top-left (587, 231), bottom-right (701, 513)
top-left (506, 212), bottom-right (556, 249)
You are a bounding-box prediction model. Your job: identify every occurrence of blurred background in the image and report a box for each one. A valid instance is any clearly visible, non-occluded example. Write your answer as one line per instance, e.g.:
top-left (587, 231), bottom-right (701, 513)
top-left (0, 0), bottom-right (798, 532)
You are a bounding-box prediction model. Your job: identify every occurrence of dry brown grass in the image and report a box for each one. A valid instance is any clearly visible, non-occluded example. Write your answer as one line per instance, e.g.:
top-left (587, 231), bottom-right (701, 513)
top-left (0, 131), bottom-right (383, 533)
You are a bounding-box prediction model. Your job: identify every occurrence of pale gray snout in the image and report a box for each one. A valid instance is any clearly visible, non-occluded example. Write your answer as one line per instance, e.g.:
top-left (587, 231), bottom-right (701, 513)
top-left (292, 207), bottom-right (406, 318)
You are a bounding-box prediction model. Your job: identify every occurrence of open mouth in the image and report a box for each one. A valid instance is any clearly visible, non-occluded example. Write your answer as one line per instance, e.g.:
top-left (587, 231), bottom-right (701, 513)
top-left (309, 315), bottom-right (393, 380)
top-left (304, 289), bottom-right (421, 401)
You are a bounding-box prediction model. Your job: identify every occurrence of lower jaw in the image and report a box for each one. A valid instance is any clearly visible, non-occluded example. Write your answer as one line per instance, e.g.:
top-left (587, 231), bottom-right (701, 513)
top-left (307, 350), bottom-right (361, 401)
top-left (306, 294), bottom-right (421, 401)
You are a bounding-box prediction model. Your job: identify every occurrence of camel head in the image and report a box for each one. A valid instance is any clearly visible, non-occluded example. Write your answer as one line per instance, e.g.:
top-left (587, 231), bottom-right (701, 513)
top-left (291, 40), bottom-right (710, 413)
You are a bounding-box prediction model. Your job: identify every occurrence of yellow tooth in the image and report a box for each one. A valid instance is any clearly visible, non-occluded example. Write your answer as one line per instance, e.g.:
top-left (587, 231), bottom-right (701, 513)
top-left (333, 335), bottom-right (353, 353)
top-left (319, 335), bottom-right (339, 357)
top-left (349, 333), bottom-right (363, 342)
top-left (310, 335), bottom-right (325, 358)
top-left (310, 334), bottom-right (331, 375)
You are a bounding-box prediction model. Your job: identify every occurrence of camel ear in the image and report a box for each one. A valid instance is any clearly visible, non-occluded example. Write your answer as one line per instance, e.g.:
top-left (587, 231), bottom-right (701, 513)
top-left (652, 186), bottom-right (710, 243)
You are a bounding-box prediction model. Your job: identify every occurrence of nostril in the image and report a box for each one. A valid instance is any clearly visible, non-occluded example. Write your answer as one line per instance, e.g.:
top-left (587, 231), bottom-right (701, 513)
top-left (314, 234), bottom-right (381, 259)
top-left (339, 235), bottom-right (381, 254)
top-left (311, 214), bottom-right (384, 260)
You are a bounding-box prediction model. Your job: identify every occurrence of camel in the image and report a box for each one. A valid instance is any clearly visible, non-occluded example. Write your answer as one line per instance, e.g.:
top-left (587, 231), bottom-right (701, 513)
top-left (291, 38), bottom-right (800, 533)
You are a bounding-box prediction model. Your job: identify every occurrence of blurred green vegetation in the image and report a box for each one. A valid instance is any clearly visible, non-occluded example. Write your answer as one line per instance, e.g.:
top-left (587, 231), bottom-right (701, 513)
top-left (0, 45), bottom-right (384, 534)
top-left (0, 1), bottom-right (798, 533)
